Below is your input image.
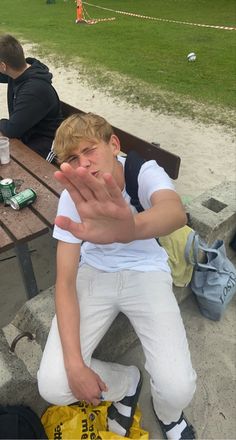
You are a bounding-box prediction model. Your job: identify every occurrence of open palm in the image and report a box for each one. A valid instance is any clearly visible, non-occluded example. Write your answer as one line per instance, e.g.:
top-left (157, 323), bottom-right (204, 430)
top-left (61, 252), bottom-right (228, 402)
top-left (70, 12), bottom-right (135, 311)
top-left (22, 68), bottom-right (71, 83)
top-left (55, 164), bottom-right (135, 244)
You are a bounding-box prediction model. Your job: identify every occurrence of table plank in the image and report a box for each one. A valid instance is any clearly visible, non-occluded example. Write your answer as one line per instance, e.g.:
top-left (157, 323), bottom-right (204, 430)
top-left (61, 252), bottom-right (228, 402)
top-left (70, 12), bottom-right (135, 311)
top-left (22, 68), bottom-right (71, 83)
top-left (0, 225), bottom-right (14, 252)
top-left (0, 205), bottom-right (48, 243)
top-left (9, 139), bottom-right (62, 196)
top-left (0, 158), bottom-right (59, 227)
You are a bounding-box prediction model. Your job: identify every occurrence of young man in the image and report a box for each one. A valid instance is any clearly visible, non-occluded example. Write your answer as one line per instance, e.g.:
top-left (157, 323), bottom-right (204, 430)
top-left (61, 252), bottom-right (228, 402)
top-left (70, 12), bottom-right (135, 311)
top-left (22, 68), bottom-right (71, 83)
top-left (0, 34), bottom-right (63, 160)
top-left (38, 113), bottom-right (197, 439)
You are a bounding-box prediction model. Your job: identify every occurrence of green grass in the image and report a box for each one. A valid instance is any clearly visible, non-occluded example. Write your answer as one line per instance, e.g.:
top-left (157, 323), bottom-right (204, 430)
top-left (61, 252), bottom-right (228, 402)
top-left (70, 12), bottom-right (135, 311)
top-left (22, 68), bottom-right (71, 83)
top-left (0, 0), bottom-right (235, 126)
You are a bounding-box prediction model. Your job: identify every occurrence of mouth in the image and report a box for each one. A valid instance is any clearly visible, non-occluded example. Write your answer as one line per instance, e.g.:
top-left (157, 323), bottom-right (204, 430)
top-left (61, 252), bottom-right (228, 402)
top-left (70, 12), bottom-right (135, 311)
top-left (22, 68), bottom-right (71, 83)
top-left (91, 171), bottom-right (99, 178)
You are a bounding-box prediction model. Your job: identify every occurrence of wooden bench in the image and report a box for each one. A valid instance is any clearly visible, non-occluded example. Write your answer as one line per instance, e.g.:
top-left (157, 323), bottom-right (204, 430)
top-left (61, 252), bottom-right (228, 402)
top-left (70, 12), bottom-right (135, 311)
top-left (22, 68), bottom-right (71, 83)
top-left (60, 101), bottom-right (181, 180)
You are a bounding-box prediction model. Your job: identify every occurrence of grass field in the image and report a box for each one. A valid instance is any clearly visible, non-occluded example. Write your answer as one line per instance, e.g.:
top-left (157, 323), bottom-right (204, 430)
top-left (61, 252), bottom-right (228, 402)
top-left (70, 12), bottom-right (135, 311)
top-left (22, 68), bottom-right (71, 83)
top-left (0, 0), bottom-right (235, 125)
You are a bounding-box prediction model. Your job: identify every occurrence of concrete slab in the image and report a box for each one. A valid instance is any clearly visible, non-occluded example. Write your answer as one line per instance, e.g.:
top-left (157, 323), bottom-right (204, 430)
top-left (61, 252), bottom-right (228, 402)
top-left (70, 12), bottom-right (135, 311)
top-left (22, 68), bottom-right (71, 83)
top-left (0, 329), bottom-right (46, 416)
top-left (187, 181), bottom-right (236, 259)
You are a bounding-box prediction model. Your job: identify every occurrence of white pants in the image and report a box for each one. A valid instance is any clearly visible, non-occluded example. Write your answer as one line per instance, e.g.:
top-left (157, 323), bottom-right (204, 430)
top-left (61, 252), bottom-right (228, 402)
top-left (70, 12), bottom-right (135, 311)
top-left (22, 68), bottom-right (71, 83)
top-left (38, 265), bottom-right (196, 424)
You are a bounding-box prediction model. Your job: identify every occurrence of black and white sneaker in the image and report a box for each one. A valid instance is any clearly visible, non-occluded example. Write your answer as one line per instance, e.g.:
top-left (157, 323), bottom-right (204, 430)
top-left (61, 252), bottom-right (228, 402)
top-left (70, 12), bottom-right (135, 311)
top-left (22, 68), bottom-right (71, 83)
top-left (108, 366), bottom-right (142, 437)
top-left (152, 400), bottom-right (196, 439)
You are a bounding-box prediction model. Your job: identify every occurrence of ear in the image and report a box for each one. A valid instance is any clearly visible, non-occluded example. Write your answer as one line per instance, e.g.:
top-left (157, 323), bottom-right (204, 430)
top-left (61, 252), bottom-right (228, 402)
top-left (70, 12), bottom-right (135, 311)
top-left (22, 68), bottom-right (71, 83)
top-left (0, 61), bottom-right (7, 72)
top-left (110, 134), bottom-right (121, 157)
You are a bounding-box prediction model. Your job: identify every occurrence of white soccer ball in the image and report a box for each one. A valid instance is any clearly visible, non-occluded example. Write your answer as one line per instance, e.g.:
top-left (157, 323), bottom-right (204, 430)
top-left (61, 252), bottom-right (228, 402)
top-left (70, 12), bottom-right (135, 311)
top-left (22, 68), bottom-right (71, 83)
top-left (187, 52), bottom-right (196, 62)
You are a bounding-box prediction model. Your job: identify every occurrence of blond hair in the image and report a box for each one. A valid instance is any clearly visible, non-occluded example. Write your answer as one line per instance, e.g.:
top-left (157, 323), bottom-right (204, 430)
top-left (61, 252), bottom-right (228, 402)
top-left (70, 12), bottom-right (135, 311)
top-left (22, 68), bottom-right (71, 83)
top-left (54, 112), bottom-right (114, 162)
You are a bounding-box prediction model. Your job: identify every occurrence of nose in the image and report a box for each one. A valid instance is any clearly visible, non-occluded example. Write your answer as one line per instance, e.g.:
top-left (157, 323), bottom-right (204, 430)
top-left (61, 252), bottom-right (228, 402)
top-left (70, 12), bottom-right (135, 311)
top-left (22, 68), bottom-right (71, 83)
top-left (79, 155), bottom-right (90, 168)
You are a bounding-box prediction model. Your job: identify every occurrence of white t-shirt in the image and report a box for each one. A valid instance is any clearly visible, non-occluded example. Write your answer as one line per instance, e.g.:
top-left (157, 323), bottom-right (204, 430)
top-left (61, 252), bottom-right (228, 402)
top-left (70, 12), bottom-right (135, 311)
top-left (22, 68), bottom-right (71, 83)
top-left (53, 156), bottom-right (175, 273)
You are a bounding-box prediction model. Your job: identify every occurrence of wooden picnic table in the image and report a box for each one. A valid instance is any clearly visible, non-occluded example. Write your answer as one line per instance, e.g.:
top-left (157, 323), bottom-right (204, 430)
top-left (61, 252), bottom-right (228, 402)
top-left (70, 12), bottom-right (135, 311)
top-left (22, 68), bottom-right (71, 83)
top-left (0, 139), bottom-right (62, 299)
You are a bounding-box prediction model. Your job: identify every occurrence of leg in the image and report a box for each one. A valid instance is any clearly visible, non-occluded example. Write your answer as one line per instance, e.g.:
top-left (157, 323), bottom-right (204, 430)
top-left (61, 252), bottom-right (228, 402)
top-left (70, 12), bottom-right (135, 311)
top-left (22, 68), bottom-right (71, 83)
top-left (38, 265), bottom-right (138, 406)
top-left (119, 270), bottom-right (197, 424)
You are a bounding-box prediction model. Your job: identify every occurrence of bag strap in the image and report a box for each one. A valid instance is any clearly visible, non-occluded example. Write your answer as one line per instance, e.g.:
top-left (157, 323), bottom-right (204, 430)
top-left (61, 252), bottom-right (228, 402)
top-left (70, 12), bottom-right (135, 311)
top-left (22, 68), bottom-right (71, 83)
top-left (185, 232), bottom-right (220, 271)
top-left (124, 150), bottom-right (146, 213)
top-left (184, 230), bottom-right (197, 265)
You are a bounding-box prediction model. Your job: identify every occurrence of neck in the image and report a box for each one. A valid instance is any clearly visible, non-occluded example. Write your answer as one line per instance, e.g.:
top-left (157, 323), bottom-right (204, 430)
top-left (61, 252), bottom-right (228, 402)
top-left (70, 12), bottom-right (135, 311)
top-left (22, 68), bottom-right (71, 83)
top-left (9, 63), bottom-right (30, 79)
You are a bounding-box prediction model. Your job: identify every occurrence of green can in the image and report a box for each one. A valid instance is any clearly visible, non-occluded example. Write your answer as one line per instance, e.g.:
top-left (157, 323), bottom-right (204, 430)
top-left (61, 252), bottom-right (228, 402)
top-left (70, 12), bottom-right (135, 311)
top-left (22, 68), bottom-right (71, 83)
top-left (0, 178), bottom-right (16, 202)
top-left (0, 188), bottom-right (3, 203)
top-left (9, 188), bottom-right (37, 210)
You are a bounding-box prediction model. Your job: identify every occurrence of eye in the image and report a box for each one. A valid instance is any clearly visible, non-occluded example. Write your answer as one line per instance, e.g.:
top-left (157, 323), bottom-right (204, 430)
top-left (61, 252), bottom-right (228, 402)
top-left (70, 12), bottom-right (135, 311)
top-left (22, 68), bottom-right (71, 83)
top-left (84, 146), bottom-right (97, 155)
top-left (67, 155), bottom-right (79, 165)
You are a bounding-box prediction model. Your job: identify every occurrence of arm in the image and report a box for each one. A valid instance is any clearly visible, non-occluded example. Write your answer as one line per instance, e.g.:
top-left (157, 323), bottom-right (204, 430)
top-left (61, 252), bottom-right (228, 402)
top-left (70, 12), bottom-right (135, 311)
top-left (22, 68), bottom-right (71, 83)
top-left (0, 85), bottom-right (53, 138)
top-left (0, 75), bottom-right (8, 136)
top-left (54, 164), bottom-right (185, 243)
top-left (56, 240), bottom-right (107, 405)
top-left (134, 189), bottom-right (187, 239)
top-left (0, 73), bottom-right (8, 83)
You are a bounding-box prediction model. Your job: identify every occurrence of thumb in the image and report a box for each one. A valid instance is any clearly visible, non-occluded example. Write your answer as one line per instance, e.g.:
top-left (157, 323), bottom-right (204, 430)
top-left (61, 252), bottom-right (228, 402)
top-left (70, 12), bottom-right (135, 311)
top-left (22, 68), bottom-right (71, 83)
top-left (55, 216), bottom-right (84, 239)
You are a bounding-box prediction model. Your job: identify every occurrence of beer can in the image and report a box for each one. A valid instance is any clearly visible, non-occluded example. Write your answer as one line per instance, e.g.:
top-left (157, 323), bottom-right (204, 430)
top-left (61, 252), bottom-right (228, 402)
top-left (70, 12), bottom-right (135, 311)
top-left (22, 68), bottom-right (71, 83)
top-left (0, 178), bottom-right (16, 202)
top-left (0, 188), bottom-right (4, 203)
top-left (9, 188), bottom-right (37, 210)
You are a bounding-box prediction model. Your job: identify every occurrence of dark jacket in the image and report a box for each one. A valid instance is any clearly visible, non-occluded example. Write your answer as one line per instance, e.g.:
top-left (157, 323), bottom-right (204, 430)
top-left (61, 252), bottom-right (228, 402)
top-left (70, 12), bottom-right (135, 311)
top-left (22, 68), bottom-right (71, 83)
top-left (0, 57), bottom-right (63, 158)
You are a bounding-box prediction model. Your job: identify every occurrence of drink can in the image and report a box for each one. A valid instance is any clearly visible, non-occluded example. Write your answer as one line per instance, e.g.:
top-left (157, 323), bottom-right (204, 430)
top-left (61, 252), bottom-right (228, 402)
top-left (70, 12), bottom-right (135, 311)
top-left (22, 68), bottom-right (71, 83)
top-left (0, 188), bottom-right (3, 203)
top-left (9, 188), bottom-right (37, 210)
top-left (0, 178), bottom-right (16, 202)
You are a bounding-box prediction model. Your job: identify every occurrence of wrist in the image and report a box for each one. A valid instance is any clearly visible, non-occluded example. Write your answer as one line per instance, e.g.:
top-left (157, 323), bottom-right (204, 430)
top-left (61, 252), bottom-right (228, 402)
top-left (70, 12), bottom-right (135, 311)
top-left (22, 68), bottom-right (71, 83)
top-left (65, 355), bottom-right (85, 373)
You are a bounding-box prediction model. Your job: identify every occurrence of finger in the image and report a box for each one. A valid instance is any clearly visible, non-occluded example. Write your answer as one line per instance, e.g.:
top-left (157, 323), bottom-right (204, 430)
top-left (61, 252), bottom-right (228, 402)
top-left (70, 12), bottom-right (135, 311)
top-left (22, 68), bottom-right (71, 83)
top-left (91, 398), bottom-right (101, 407)
top-left (103, 173), bottom-right (126, 201)
top-left (66, 166), bottom-right (111, 201)
top-left (57, 166), bottom-right (104, 202)
top-left (55, 216), bottom-right (85, 239)
top-left (54, 170), bottom-right (86, 204)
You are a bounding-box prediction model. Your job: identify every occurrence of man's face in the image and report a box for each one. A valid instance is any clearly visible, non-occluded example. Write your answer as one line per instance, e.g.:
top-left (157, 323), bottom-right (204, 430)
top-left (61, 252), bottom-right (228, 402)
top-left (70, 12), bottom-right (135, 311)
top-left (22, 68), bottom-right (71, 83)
top-left (64, 135), bottom-right (120, 181)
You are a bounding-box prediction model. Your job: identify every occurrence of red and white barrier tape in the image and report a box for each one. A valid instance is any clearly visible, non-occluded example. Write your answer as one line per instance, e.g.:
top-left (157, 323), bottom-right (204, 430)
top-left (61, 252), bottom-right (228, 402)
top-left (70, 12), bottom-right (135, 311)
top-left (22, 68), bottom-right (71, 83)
top-left (83, 2), bottom-right (236, 31)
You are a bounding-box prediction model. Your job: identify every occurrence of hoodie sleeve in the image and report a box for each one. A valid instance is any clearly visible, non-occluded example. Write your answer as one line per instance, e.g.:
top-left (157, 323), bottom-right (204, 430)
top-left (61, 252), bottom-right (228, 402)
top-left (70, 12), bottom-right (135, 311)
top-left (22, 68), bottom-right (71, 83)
top-left (0, 80), bottom-right (56, 138)
top-left (0, 73), bottom-right (9, 83)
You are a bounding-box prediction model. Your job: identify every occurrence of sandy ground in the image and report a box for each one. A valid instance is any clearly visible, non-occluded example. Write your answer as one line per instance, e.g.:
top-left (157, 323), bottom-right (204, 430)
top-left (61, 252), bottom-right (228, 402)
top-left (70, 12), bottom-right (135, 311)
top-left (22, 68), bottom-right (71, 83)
top-left (0, 43), bottom-right (235, 200)
top-left (0, 45), bottom-right (236, 439)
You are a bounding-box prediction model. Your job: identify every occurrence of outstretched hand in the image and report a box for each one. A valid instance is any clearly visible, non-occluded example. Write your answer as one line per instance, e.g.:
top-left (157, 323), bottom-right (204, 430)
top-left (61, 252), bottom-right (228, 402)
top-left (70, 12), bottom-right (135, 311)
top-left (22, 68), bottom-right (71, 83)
top-left (54, 163), bottom-right (135, 244)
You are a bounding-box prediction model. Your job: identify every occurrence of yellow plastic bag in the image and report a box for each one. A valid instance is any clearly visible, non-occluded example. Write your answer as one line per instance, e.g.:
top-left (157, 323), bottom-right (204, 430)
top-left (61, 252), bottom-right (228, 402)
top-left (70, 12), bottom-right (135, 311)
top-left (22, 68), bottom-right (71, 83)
top-left (41, 401), bottom-right (149, 440)
top-left (159, 225), bottom-right (194, 287)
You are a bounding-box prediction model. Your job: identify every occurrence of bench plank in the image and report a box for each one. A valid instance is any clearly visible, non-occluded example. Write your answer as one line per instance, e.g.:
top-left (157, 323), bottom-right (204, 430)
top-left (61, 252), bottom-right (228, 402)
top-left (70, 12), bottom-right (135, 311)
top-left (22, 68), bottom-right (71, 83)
top-left (60, 101), bottom-right (181, 179)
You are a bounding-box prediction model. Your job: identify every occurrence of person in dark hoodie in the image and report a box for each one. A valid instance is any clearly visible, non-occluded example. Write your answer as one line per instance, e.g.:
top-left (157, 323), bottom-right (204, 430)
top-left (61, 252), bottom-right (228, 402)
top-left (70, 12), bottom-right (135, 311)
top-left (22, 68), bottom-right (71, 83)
top-left (0, 34), bottom-right (63, 160)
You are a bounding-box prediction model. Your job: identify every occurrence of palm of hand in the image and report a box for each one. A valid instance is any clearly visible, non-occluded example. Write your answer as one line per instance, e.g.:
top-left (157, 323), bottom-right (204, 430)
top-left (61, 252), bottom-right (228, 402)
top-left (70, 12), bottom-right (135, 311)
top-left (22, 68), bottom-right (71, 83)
top-left (76, 196), bottom-right (135, 244)
top-left (55, 165), bottom-right (136, 244)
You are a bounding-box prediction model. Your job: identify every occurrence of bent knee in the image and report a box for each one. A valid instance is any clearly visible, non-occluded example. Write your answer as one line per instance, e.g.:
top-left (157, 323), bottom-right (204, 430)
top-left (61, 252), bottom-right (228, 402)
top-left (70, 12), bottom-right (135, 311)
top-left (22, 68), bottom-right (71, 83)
top-left (37, 367), bottom-right (71, 405)
top-left (152, 371), bottom-right (197, 409)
